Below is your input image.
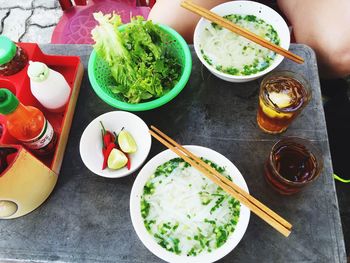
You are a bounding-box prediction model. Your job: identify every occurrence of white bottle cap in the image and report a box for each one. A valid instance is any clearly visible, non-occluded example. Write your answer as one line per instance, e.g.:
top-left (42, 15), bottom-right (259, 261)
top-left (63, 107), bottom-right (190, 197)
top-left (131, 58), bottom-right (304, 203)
top-left (27, 61), bottom-right (49, 82)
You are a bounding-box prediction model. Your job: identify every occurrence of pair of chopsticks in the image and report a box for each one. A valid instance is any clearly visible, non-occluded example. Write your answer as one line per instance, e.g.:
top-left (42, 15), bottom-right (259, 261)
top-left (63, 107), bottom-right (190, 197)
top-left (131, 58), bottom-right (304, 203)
top-left (181, 0), bottom-right (304, 64)
top-left (149, 126), bottom-right (292, 237)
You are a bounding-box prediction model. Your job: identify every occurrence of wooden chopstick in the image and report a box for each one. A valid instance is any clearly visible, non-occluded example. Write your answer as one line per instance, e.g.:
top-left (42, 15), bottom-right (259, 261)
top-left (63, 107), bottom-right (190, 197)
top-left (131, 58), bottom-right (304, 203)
top-left (151, 125), bottom-right (292, 230)
top-left (181, 0), bottom-right (304, 64)
top-left (149, 126), bottom-right (292, 237)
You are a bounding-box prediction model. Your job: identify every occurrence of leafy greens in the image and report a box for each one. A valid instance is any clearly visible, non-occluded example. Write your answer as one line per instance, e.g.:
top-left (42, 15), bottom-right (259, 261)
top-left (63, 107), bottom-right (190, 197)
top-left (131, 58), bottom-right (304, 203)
top-left (92, 12), bottom-right (181, 103)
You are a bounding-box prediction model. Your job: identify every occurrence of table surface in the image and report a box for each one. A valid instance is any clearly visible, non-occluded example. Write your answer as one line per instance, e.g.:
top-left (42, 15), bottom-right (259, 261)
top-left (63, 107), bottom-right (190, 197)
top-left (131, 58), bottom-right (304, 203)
top-left (0, 44), bottom-right (346, 263)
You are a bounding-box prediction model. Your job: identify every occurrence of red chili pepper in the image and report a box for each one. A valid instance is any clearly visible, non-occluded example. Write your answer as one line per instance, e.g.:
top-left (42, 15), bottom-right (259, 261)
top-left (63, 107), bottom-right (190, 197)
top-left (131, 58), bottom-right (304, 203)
top-left (102, 143), bottom-right (107, 169)
top-left (100, 121), bottom-right (115, 147)
top-left (101, 129), bottom-right (105, 149)
top-left (101, 130), bottom-right (107, 159)
top-left (104, 131), bottom-right (114, 147)
top-left (125, 153), bottom-right (131, 170)
top-left (102, 142), bottom-right (115, 170)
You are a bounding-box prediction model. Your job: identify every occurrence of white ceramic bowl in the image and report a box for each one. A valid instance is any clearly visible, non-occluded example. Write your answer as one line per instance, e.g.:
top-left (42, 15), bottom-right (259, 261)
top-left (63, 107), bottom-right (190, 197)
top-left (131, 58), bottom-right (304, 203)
top-left (193, 0), bottom-right (290, 82)
top-left (130, 145), bottom-right (250, 263)
top-left (80, 111), bottom-right (151, 178)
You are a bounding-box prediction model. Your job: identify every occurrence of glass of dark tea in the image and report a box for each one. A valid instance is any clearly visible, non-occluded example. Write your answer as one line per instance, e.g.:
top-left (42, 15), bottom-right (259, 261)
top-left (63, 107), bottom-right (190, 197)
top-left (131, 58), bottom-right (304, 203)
top-left (257, 71), bottom-right (311, 134)
top-left (264, 137), bottom-right (323, 195)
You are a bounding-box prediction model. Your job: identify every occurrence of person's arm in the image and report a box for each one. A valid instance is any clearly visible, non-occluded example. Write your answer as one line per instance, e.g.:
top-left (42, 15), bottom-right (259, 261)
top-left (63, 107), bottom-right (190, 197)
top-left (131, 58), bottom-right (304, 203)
top-left (278, 0), bottom-right (350, 78)
top-left (148, 0), bottom-right (228, 43)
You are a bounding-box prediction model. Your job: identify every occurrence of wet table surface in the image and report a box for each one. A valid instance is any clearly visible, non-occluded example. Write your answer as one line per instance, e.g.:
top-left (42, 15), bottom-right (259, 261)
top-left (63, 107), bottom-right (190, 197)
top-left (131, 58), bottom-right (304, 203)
top-left (0, 44), bottom-right (346, 263)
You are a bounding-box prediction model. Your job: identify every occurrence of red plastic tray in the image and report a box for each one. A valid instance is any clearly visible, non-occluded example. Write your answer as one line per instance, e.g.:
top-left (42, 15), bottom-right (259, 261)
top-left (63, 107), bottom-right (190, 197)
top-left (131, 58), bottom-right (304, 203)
top-left (0, 43), bottom-right (82, 172)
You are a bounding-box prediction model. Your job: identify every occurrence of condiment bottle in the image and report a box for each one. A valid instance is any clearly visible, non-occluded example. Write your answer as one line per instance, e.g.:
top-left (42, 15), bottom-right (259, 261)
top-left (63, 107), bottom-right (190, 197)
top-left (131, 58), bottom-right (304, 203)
top-left (27, 61), bottom-right (70, 112)
top-left (0, 88), bottom-right (57, 155)
top-left (0, 36), bottom-right (28, 76)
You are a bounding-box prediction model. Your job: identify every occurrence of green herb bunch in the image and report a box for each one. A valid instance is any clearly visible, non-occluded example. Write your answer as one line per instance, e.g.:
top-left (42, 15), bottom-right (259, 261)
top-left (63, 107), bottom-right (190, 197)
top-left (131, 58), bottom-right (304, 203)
top-left (92, 12), bottom-right (181, 103)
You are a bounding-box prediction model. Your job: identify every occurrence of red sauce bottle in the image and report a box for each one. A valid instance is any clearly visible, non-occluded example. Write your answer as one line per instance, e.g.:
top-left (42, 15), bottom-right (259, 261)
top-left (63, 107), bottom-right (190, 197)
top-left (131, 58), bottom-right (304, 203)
top-left (0, 89), bottom-right (57, 155)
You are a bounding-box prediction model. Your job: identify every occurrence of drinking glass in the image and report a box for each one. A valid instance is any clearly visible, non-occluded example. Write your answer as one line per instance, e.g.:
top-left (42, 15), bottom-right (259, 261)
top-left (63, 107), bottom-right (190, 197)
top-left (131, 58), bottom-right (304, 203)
top-left (264, 137), bottom-right (323, 195)
top-left (257, 71), bottom-right (311, 134)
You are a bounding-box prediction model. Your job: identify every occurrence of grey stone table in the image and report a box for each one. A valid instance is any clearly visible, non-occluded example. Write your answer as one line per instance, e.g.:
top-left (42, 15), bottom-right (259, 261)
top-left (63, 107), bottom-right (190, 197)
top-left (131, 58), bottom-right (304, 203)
top-left (0, 44), bottom-right (346, 263)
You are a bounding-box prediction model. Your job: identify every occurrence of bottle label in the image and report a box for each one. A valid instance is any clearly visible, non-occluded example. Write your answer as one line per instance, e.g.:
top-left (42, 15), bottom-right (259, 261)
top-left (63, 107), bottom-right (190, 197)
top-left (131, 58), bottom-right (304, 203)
top-left (23, 120), bottom-right (55, 150)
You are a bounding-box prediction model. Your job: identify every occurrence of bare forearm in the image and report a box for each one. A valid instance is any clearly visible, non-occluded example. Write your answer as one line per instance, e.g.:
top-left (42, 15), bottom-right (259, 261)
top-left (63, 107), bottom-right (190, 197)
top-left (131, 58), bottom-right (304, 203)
top-left (278, 0), bottom-right (350, 77)
top-left (148, 0), bottom-right (228, 43)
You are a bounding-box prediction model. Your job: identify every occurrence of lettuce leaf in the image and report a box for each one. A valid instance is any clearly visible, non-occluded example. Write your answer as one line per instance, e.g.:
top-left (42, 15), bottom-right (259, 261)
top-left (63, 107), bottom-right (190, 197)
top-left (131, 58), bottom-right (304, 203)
top-left (91, 12), bottom-right (181, 104)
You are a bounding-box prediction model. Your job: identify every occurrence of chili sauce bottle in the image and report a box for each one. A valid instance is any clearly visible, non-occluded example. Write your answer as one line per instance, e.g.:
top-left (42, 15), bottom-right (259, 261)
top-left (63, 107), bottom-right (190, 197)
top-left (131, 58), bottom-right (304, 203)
top-left (0, 88), bottom-right (57, 155)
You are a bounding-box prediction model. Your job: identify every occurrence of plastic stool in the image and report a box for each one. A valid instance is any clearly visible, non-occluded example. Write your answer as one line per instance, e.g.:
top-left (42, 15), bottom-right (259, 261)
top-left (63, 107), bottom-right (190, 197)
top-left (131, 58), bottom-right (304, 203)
top-left (51, 0), bottom-right (151, 44)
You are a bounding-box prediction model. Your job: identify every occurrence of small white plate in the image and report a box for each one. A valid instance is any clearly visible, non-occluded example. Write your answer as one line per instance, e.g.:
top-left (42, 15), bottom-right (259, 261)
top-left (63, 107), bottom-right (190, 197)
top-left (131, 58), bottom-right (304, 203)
top-left (130, 145), bottom-right (250, 263)
top-left (80, 111), bottom-right (152, 178)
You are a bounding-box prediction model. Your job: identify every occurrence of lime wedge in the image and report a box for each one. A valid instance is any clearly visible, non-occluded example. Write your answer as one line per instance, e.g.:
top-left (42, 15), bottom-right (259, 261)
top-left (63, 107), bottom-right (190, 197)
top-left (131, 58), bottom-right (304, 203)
top-left (268, 92), bottom-right (292, 108)
top-left (118, 130), bottom-right (137, 153)
top-left (107, 148), bottom-right (128, 169)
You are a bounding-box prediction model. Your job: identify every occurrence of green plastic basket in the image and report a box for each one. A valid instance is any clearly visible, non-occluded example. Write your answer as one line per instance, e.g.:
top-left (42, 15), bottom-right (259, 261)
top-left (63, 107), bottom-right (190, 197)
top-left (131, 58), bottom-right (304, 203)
top-left (88, 24), bottom-right (192, 111)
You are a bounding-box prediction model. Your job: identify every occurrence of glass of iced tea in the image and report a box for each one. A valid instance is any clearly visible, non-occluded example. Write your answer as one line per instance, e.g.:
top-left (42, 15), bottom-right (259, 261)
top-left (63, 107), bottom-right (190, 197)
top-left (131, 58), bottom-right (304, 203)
top-left (264, 137), bottom-right (323, 195)
top-left (257, 71), bottom-right (311, 134)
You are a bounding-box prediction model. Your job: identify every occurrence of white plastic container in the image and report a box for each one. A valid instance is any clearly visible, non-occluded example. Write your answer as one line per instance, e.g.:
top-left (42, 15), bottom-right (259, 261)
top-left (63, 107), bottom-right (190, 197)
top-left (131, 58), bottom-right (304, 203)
top-left (27, 61), bottom-right (70, 112)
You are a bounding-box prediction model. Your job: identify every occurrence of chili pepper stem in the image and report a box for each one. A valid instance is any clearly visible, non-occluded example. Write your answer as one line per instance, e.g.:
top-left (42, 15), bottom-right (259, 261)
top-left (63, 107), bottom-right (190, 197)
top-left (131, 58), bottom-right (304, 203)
top-left (100, 121), bottom-right (106, 134)
top-left (118, 127), bottom-right (124, 136)
top-left (113, 131), bottom-right (118, 144)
